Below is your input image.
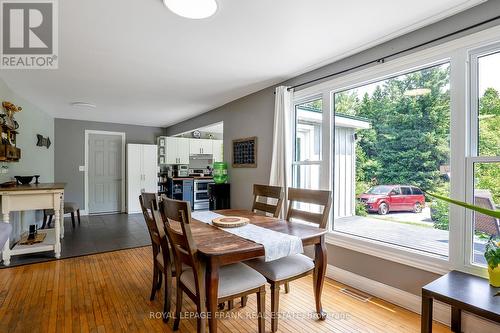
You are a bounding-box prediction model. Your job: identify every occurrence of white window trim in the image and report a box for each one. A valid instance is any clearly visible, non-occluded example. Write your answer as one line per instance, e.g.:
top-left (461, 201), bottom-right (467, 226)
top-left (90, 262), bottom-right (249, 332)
top-left (292, 24), bottom-right (500, 275)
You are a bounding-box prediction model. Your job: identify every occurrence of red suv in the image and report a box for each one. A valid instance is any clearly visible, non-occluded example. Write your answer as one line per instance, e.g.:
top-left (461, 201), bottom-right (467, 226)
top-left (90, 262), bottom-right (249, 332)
top-left (358, 185), bottom-right (425, 215)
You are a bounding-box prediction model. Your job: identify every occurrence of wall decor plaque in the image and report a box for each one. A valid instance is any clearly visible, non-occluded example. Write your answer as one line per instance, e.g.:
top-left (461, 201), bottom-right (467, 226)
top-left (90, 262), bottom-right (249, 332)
top-left (232, 136), bottom-right (257, 168)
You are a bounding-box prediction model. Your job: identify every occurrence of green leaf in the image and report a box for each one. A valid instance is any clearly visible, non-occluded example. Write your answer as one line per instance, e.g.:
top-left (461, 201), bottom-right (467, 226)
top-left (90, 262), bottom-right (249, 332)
top-left (425, 191), bottom-right (500, 219)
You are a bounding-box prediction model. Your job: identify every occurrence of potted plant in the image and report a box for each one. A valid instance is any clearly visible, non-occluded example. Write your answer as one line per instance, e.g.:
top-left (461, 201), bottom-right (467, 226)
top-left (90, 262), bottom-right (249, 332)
top-left (484, 238), bottom-right (500, 287)
top-left (426, 191), bottom-right (500, 286)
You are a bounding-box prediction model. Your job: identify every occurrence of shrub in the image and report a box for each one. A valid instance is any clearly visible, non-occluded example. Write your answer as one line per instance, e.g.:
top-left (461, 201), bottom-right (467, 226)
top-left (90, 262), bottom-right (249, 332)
top-left (355, 201), bottom-right (368, 216)
top-left (431, 199), bottom-right (449, 230)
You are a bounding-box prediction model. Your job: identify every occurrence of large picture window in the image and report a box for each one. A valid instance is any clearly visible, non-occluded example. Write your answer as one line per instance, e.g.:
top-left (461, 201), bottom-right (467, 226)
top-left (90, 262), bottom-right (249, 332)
top-left (291, 28), bottom-right (500, 274)
top-left (332, 63), bottom-right (452, 257)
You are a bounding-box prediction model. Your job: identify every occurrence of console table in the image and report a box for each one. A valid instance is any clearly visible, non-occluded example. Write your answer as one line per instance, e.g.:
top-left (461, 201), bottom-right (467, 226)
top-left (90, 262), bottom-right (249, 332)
top-left (421, 270), bottom-right (500, 332)
top-left (0, 183), bottom-right (65, 266)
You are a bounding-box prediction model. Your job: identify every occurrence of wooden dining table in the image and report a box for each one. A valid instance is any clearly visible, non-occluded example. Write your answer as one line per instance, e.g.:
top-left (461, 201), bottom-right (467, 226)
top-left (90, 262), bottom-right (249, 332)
top-left (188, 209), bottom-right (328, 333)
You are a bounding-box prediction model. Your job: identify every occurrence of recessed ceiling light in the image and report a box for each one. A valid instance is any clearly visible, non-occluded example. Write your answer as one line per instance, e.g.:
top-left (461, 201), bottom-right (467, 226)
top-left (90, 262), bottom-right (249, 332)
top-left (70, 102), bottom-right (97, 108)
top-left (404, 88), bottom-right (431, 97)
top-left (163, 0), bottom-right (218, 19)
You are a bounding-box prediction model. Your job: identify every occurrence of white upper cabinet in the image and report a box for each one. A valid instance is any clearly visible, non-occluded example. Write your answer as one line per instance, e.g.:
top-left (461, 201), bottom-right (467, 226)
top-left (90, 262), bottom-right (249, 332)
top-left (177, 138), bottom-right (190, 164)
top-left (189, 139), bottom-right (213, 155)
top-left (212, 140), bottom-right (223, 162)
top-left (159, 136), bottom-right (221, 164)
top-left (163, 137), bottom-right (190, 165)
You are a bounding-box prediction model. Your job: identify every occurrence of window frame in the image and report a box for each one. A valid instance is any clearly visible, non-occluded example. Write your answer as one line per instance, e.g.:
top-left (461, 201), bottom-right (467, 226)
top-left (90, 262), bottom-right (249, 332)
top-left (464, 43), bottom-right (500, 274)
top-left (291, 24), bottom-right (500, 275)
top-left (292, 95), bottom-right (326, 190)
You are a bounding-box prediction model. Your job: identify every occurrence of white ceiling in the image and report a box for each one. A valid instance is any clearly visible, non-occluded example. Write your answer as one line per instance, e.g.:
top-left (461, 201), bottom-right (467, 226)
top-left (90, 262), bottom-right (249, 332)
top-left (0, 0), bottom-right (484, 127)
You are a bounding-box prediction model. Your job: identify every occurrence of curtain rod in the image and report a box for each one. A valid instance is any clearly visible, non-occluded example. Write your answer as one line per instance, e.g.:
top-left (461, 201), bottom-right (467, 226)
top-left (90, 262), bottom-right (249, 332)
top-left (287, 14), bottom-right (500, 92)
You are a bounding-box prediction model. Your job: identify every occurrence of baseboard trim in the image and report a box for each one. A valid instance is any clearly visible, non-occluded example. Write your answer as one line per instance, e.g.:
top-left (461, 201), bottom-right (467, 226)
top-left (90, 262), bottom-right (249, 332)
top-left (326, 265), bottom-right (500, 333)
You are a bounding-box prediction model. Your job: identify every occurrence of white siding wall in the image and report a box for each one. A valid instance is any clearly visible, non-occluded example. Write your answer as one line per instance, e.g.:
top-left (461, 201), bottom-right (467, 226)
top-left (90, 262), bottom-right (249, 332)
top-left (334, 127), bottom-right (356, 218)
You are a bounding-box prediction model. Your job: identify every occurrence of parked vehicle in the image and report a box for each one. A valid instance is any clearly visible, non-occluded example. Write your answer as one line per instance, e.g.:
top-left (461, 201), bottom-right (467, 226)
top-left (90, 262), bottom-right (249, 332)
top-left (358, 185), bottom-right (425, 215)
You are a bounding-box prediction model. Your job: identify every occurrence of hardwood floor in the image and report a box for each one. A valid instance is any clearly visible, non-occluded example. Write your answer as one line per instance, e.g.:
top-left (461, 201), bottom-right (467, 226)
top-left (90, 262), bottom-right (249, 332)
top-left (0, 246), bottom-right (450, 333)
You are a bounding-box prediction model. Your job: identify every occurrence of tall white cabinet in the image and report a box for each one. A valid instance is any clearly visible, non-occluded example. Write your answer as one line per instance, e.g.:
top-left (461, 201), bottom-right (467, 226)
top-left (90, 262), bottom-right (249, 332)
top-left (127, 144), bottom-right (158, 213)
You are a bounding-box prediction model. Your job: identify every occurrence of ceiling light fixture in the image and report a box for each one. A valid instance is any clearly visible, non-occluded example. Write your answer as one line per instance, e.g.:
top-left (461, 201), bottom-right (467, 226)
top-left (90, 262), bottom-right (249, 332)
top-left (404, 88), bottom-right (431, 97)
top-left (70, 102), bottom-right (97, 108)
top-left (163, 0), bottom-right (218, 19)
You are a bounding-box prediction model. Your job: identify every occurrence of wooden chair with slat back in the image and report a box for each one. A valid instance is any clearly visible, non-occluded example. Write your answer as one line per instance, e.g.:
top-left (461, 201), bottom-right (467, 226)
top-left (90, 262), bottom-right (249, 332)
top-left (287, 187), bottom-right (332, 229)
top-left (252, 184), bottom-right (284, 217)
top-left (158, 197), bottom-right (267, 333)
top-left (246, 187), bottom-right (332, 332)
top-left (139, 193), bottom-right (176, 323)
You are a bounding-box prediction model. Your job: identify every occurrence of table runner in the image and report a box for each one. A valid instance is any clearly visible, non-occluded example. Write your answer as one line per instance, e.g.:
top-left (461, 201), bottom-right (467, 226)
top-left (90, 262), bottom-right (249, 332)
top-left (191, 211), bottom-right (303, 262)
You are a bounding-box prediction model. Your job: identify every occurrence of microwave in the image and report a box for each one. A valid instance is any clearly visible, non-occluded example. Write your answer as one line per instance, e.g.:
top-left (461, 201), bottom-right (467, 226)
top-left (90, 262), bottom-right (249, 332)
top-left (173, 165), bottom-right (189, 177)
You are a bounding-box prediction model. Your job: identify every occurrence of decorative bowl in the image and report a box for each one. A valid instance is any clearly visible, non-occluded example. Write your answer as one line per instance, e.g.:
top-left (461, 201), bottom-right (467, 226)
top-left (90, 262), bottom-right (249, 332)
top-left (15, 175), bottom-right (39, 185)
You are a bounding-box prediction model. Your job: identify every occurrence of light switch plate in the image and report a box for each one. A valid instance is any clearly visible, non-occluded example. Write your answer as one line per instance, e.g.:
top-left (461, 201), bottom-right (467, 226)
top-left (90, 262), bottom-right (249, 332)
top-left (79, 166), bottom-right (85, 172)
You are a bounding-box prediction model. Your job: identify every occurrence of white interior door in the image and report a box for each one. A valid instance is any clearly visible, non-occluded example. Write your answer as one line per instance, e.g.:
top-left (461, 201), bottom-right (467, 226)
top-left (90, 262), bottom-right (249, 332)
top-left (88, 133), bottom-right (123, 214)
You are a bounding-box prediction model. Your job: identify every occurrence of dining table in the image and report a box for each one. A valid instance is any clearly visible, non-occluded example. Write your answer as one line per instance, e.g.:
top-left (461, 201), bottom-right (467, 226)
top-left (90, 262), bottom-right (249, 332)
top-left (188, 209), bottom-right (328, 333)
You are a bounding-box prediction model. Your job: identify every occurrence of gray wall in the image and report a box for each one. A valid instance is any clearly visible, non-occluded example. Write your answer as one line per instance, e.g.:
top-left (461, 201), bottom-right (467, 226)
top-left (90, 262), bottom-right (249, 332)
top-left (54, 119), bottom-right (164, 209)
top-left (168, 88), bottom-right (275, 209)
top-left (0, 77), bottom-right (54, 245)
top-left (166, 1), bottom-right (500, 295)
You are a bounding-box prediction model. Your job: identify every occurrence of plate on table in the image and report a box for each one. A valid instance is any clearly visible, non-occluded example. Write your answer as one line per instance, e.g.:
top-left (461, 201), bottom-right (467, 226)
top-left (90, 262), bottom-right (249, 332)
top-left (212, 216), bottom-right (249, 228)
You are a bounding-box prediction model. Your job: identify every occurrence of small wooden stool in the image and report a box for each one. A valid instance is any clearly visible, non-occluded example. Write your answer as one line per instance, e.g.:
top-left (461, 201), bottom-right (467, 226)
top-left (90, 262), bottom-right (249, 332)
top-left (43, 202), bottom-right (81, 228)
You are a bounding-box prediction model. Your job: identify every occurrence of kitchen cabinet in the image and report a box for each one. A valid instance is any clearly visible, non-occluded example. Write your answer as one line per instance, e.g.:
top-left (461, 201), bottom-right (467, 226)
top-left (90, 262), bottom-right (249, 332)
top-left (212, 140), bottom-right (223, 162)
top-left (163, 137), bottom-right (189, 165)
top-left (189, 139), bottom-right (213, 155)
top-left (127, 144), bottom-right (158, 213)
top-left (166, 178), bottom-right (194, 208)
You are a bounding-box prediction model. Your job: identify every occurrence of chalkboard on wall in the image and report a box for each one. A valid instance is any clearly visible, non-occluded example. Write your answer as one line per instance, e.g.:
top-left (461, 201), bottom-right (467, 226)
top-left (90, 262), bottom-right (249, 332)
top-left (232, 137), bottom-right (257, 168)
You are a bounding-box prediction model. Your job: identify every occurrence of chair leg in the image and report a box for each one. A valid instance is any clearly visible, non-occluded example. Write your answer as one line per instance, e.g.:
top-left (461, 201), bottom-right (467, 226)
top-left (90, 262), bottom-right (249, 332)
top-left (157, 271), bottom-right (163, 290)
top-left (163, 264), bottom-right (173, 323)
top-left (228, 300), bottom-right (234, 310)
top-left (71, 212), bottom-right (76, 228)
top-left (173, 283), bottom-right (183, 331)
top-left (42, 213), bottom-right (47, 229)
top-left (257, 287), bottom-right (266, 333)
top-left (76, 209), bottom-right (81, 224)
top-left (150, 265), bottom-right (158, 301)
top-left (196, 302), bottom-right (206, 333)
top-left (271, 283), bottom-right (280, 332)
top-left (241, 296), bottom-right (248, 307)
top-left (285, 282), bottom-right (290, 294)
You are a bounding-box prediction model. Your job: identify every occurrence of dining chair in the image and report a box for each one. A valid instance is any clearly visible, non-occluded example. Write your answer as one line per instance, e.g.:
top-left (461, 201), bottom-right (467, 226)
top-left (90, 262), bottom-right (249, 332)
top-left (251, 184), bottom-right (284, 217)
top-left (159, 197), bottom-right (267, 333)
top-left (139, 193), bottom-right (177, 323)
top-left (245, 187), bottom-right (332, 332)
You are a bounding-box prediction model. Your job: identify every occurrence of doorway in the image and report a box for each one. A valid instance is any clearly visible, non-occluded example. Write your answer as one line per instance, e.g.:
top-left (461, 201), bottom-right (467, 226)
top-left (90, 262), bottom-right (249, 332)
top-left (85, 131), bottom-right (126, 214)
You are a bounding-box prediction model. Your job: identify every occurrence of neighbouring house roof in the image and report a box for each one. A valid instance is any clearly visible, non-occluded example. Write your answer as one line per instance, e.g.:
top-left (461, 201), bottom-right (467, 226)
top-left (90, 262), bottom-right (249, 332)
top-left (296, 105), bottom-right (371, 130)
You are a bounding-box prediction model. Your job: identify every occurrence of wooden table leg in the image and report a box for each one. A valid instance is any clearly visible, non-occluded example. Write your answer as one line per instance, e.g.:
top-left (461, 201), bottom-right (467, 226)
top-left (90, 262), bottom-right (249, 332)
top-left (59, 192), bottom-right (64, 239)
top-left (451, 306), bottom-right (461, 333)
top-left (313, 235), bottom-right (327, 320)
top-left (421, 293), bottom-right (433, 333)
top-left (54, 193), bottom-right (61, 259)
top-left (206, 258), bottom-right (219, 333)
top-left (2, 213), bottom-right (10, 266)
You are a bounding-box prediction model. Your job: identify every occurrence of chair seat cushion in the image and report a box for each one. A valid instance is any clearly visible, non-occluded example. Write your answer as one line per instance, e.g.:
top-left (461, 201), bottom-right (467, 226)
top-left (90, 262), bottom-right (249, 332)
top-left (156, 250), bottom-right (188, 273)
top-left (180, 263), bottom-right (266, 298)
top-left (45, 202), bottom-right (80, 215)
top-left (245, 254), bottom-right (314, 281)
top-left (0, 222), bottom-right (12, 250)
